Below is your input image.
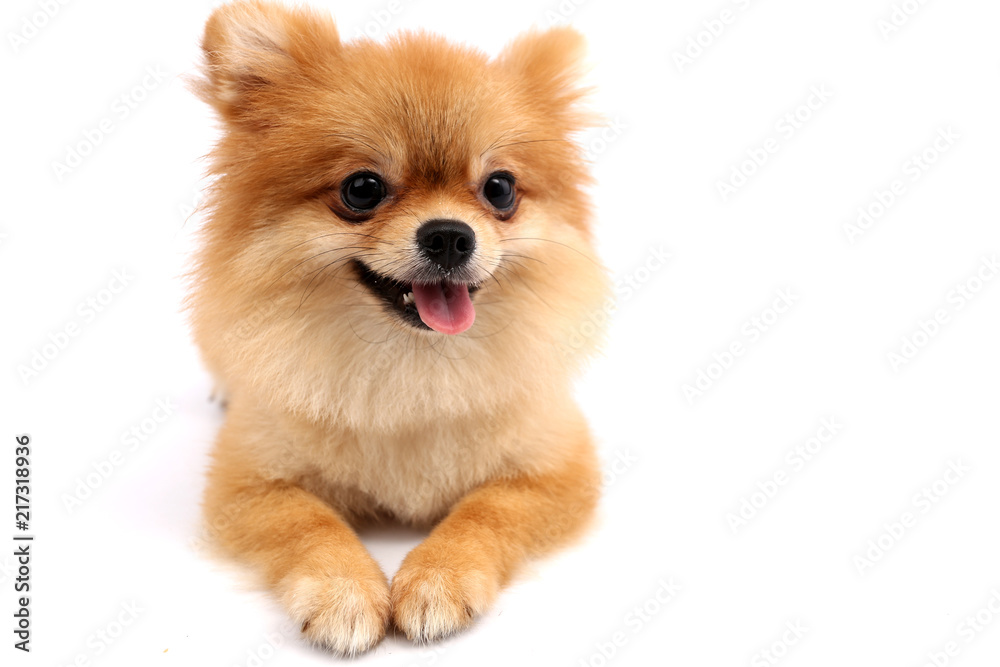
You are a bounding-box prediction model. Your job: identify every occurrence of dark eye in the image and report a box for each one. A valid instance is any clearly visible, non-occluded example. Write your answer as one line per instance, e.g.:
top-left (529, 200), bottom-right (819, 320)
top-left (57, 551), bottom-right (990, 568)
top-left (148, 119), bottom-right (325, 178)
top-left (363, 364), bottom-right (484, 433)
top-left (483, 172), bottom-right (516, 211)
top-left (341, 172), bottom-right (385, 212)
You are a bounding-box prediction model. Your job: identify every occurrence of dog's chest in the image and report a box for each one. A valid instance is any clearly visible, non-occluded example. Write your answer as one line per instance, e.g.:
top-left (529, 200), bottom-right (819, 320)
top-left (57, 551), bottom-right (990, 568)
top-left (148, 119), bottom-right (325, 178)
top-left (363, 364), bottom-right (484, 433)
top-left (300, 424), bottom-right (514, 524)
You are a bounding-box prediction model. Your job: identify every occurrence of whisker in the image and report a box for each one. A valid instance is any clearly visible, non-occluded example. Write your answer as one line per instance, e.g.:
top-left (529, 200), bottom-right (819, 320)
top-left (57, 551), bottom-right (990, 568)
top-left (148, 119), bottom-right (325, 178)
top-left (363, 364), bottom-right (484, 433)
top-left (295, 251), bottom-right (373, 312)
top-left (499, 237), bottom-right (599, 266)
top-left (268, 232), bottom-right (387, 266)
top-left (499, 252), bottom-right (547, 266)
top-left (486, 138), bottom-right (572, 154)
top-left (262, 240), bottom-right (385, 294)
top-left (462, 319), bottom-right (512, 340)
top-left (323, 133), bottom-right (388, 160)
top-left (347, 317), bottom-right (399, 345)
top-left (479, 129), bottom-right (534, 157)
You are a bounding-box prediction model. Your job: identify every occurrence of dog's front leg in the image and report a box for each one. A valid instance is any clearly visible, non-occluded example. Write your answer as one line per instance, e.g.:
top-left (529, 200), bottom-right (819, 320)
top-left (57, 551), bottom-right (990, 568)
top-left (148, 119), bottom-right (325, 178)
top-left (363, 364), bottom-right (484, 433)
top-left (203, 427), bottom-right (390, 655)
top-left (391, 444), bottom-right (600, 642)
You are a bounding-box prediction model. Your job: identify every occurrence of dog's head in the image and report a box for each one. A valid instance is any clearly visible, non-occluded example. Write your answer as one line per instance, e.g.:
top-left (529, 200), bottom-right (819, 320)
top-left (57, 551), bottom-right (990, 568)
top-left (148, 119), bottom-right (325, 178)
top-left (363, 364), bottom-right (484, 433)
top-left (190, 1), bottom-right (609, 423)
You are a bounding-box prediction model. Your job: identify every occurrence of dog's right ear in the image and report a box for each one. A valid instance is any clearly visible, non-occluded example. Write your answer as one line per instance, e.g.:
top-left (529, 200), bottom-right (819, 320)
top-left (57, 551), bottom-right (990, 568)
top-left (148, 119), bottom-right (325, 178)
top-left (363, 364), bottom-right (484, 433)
top-left (196, 0), bottom-right (340, 127)
top-left (495, 26), bottom-right (595, 132)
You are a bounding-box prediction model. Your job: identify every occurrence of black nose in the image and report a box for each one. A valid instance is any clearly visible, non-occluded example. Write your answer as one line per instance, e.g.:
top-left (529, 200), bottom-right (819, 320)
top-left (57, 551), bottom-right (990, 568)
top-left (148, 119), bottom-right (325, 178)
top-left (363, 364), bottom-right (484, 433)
top-left (416, 219), bottom-right (476, 272)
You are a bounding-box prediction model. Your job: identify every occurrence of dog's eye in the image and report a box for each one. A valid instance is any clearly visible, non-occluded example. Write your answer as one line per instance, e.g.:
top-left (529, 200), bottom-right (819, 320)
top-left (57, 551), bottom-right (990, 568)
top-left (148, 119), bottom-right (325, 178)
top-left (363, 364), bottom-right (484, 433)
top-left (341, 173), bottom-right (385, 212)
top-left (483, 172), bottom-right (516, 211)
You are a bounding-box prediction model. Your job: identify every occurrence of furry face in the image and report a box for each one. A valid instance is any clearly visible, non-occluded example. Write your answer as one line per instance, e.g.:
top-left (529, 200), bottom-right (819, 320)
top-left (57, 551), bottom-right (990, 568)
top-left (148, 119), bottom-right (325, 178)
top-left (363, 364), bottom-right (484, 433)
top-left (190, 0), bottom-right (608, 655)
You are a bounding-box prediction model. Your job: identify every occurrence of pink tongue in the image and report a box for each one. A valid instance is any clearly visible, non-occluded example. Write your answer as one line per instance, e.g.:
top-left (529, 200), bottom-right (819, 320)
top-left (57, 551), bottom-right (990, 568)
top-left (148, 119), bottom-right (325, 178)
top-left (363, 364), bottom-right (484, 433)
top-left (411, 282), bottom-right (475, 334)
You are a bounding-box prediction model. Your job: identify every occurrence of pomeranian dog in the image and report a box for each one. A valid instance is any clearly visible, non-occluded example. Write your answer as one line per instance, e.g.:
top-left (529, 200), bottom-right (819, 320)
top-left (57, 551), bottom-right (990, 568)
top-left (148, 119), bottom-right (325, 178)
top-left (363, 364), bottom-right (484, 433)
top-left (189, 0), bottom-right (608, 655)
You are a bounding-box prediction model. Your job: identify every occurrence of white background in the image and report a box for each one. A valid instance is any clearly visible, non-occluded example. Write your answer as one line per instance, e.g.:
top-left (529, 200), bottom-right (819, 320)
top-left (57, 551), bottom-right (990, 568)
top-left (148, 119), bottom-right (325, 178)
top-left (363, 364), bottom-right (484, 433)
top-left (4, 0), bottom-right (1000, 665)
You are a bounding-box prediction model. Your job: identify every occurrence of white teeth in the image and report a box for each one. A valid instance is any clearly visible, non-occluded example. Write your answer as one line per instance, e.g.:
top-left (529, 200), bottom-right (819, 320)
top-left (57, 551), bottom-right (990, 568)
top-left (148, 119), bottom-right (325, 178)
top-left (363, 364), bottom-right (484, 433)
top-left (402, 292), bottom-right (414, 306)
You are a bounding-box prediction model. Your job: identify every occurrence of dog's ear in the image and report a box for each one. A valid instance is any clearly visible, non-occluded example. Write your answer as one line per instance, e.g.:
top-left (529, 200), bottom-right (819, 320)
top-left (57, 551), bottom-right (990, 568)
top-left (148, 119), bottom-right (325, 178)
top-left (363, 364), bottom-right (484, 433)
top-left (196, 0), bottom-right (340, 126)
top-left (496, 27), bottom-right (592, 121)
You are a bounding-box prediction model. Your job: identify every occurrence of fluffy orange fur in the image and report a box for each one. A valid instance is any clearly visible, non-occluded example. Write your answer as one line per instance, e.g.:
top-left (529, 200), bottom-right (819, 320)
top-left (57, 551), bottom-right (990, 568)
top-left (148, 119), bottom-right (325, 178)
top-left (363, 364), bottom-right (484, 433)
top-left (190, 0), bottom-right (608, 654)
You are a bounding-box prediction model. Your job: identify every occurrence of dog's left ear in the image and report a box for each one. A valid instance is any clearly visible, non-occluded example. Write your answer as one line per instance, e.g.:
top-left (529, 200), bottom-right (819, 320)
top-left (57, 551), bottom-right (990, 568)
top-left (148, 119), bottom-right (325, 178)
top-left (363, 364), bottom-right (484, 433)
top-left (196, 0), bottom-right (341, 127)
top-left (496, 27), bottom-right (592, 122)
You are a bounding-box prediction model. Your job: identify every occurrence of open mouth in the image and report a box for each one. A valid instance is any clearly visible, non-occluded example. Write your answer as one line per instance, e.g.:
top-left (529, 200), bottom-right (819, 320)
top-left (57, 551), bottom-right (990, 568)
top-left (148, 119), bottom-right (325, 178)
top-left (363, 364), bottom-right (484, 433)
top-left (352, 260), bottom-right (480, 335)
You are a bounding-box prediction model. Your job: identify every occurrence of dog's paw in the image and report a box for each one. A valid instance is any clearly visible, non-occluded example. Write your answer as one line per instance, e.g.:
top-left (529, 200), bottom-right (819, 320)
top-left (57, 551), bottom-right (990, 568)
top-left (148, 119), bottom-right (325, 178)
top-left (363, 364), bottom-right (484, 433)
top-left (280, 571), bottom-right (390, 656)
top-left (390, 546), bottom-right (499, 643)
